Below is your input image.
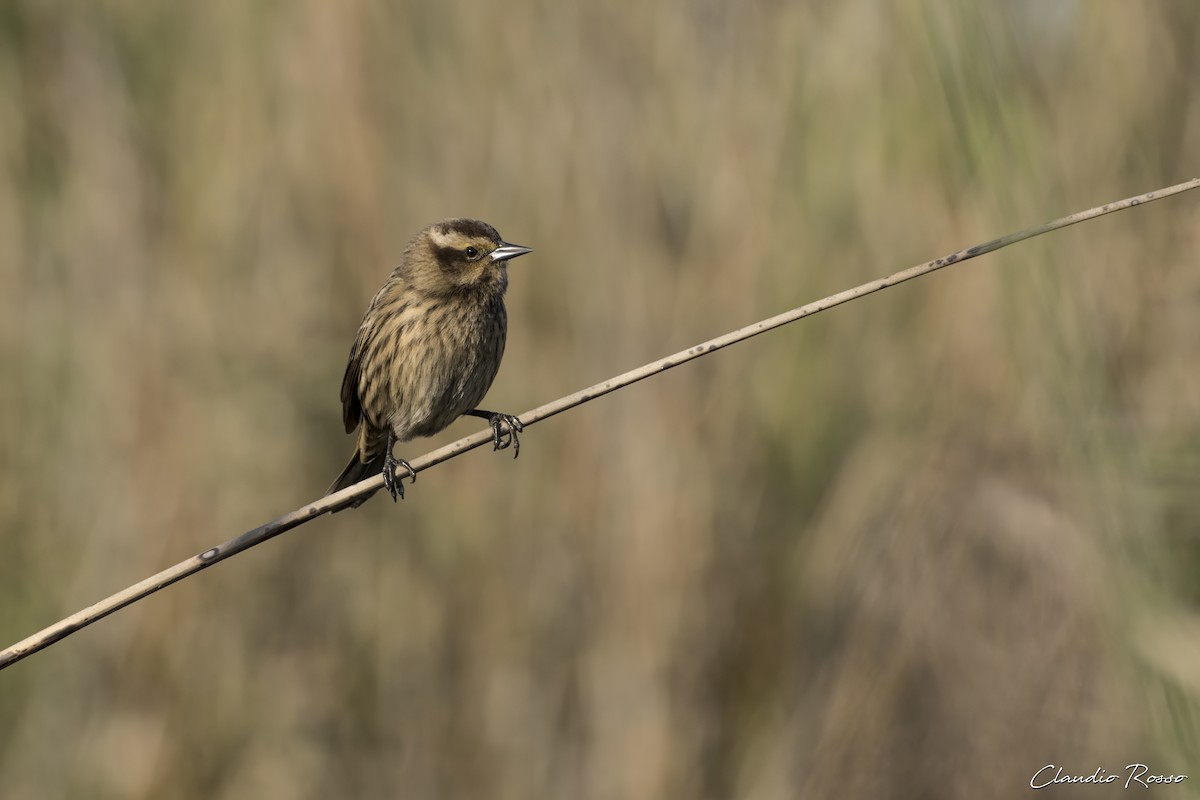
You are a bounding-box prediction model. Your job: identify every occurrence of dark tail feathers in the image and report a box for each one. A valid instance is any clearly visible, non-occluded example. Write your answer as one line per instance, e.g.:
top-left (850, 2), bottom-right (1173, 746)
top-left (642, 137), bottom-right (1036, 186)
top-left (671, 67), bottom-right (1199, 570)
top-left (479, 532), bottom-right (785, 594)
top-left (326, 451), bottom-right (385, 512)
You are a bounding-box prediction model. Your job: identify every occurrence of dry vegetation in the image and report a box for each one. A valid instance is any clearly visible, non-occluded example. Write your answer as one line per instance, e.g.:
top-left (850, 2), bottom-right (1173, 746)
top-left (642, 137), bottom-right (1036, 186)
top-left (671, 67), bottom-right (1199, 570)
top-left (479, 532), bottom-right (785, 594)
top-left (1, 2), bottom-right (1199, 798)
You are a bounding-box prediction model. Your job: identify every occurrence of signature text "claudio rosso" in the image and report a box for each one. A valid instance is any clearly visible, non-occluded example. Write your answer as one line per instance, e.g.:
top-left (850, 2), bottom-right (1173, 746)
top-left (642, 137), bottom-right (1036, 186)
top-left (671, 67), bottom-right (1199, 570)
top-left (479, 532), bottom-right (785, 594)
top-left (1031, 764), bottom-right (1188, 790)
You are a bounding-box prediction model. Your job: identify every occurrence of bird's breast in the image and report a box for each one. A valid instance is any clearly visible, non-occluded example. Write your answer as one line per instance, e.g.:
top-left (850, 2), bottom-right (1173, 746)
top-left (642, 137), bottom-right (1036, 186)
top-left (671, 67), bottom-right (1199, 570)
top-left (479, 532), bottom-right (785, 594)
top-left (391, 294), bottom-right (507, 440)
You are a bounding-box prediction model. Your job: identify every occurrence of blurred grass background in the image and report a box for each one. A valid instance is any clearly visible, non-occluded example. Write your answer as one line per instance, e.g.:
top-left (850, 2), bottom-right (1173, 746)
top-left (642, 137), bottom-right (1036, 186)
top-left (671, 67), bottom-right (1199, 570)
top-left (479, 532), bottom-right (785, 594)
top-left (2, 1), bottom-right (1199, 798)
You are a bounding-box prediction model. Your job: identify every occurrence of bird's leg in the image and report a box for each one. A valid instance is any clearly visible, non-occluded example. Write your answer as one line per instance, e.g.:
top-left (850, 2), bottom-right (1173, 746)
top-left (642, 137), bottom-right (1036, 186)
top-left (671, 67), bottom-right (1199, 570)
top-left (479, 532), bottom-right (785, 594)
top-left (464, 409), bottom-right (524, 457)
top-left (381, 429), bottom-right (417, 501)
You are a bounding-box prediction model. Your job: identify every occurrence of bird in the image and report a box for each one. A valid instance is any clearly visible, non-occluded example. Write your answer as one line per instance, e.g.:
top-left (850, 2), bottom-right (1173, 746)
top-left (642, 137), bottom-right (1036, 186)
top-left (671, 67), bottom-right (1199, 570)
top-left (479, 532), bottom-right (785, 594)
top-left (327, 218), bottom-right (532, 510)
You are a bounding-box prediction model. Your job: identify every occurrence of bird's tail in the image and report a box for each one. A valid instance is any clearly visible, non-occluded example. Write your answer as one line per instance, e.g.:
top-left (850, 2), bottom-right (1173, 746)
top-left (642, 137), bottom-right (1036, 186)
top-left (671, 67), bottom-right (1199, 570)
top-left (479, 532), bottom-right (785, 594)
top-left (326, 450), bottom-right (385, 512)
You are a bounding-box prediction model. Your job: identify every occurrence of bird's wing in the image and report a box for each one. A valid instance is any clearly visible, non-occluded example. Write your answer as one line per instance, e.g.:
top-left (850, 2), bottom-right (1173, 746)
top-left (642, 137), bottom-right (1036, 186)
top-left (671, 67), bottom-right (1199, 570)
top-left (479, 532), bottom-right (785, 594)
top-left (340, 328), bottom-right (367, 434)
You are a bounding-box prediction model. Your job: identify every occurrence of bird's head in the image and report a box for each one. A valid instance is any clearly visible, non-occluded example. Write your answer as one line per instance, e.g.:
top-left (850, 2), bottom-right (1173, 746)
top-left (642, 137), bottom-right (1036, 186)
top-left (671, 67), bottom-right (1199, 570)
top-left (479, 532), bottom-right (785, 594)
top-left (399, 218), bottom-right (532, 297)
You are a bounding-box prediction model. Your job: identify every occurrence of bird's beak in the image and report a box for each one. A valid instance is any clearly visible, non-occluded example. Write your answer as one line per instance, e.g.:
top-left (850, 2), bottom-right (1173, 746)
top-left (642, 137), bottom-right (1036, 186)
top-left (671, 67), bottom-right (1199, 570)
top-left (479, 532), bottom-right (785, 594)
top-left (490, 242), bottom-right (533, 263)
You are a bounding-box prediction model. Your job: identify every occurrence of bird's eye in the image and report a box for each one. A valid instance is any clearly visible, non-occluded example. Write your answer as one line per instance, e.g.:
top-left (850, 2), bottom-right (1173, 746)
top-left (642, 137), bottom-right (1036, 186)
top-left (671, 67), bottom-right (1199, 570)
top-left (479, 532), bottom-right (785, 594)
top-left (464, 246), bottom-right (480, 259)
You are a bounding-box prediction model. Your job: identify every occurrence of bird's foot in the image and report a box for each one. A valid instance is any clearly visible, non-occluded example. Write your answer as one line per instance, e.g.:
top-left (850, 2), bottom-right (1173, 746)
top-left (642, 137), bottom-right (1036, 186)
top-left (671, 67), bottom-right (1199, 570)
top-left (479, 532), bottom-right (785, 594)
top-left (382, 452), bottom-right (416, 501)
top-left (487, 413), bottom-right (524, 457)
top-left (464, 409), bottom-right (525, 458)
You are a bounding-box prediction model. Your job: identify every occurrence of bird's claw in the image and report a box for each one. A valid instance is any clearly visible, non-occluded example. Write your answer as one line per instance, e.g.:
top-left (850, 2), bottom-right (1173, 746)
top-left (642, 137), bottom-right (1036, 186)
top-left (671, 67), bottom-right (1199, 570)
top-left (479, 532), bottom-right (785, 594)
top-left (488, 413), bottom-right (524, 458)
top-left (382, 452), bottom-right (416, 501)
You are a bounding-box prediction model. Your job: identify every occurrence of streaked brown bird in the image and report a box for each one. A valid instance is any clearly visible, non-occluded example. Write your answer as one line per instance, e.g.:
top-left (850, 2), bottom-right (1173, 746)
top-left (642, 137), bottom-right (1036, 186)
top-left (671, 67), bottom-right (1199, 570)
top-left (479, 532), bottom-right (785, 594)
top-left (327, 218), bottom-right (532, 509)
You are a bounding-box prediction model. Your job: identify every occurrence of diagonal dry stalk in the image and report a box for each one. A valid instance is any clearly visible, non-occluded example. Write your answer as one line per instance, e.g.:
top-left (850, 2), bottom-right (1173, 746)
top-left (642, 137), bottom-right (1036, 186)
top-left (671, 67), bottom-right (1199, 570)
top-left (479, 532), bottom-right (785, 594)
top-left (2, 177), bottom-right (1198, 671)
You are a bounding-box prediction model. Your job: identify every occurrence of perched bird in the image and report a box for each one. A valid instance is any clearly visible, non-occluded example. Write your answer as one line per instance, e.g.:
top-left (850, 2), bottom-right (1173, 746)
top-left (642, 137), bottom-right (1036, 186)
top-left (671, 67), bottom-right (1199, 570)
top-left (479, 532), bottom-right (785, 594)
top-left (327, 218), bottom-right (532, 509)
